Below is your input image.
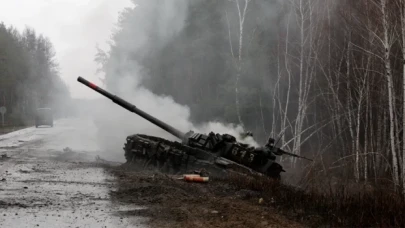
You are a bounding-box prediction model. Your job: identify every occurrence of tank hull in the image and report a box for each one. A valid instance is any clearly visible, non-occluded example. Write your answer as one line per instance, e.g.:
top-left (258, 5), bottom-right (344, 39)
top-left (123, 134), bottom-right (284, 179)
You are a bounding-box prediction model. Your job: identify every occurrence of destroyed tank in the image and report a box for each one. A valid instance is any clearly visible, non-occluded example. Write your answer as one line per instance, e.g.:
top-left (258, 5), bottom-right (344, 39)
top-left (77, 76), bottom-right (312, 179)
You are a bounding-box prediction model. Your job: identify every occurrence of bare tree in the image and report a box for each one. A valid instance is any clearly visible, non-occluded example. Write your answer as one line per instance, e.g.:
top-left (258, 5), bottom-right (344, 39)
top-left (225, 0), bottom-right (251, 128)
top-left (397, 0), bottom-right (405, 193)
top-left (380, 0), bottom-right (399, 187)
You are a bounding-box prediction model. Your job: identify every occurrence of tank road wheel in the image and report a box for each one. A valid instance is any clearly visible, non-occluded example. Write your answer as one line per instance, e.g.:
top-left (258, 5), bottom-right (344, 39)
top-left (150, 145), bottom-right (182, 174)
top-left (169, 153), bottom-right (183, 174)
top-left (266, 163), bottom-right (284, 180)
top-left (143, 154), bottom-right (158, 170)
top-left (144, 156), bottom-right (169, 173)
top-left (123, 142), bottom-right (134, 163)
top-left (158, 156), bottom-right (182, 175)
top-left (143, 143), bottom-right (164, 172)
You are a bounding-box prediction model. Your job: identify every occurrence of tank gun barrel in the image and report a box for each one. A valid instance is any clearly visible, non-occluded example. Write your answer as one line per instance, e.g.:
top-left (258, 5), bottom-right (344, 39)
top-left (77, 76), bottom-right (186, 140)
top-left (277, 148), bottom-right (313, 161)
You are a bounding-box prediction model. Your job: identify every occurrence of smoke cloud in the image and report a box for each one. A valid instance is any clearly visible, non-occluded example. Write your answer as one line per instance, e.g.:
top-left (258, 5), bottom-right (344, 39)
top-left (72, 1), bottom-right (260, 162)
top-left (91, 72), bottom-right (258, 162)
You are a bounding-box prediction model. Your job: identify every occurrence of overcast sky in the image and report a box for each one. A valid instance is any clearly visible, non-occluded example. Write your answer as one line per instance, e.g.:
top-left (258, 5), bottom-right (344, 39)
top-left (0, 0), bottom-right (132, 99)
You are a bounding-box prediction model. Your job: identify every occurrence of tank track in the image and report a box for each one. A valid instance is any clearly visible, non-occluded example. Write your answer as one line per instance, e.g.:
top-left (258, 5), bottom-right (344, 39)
top-left (123, 134), bottom-right (232, 176)
top-left (123, 134), bottom-right (284, 179)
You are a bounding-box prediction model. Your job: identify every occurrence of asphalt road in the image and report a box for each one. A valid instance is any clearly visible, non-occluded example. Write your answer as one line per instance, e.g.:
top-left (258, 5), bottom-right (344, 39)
top-left (0, 118), bottom-right (147, 228)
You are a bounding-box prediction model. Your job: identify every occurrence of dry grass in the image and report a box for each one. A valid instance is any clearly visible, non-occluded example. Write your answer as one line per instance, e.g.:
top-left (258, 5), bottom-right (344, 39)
top-left (227, 168), bottom-right (405, 227)
top-left (106, 159), bottom-right (405, 227)
top-left (0, 125), bottom-right (29, 135)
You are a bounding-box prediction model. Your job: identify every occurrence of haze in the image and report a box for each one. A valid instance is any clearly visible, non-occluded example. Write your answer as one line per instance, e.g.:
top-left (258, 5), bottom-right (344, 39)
top-left (0, 0), bottom-right (132, 99)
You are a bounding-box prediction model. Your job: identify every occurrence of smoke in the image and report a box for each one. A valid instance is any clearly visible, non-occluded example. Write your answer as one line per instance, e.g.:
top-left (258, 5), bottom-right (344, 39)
top-left (91, 71), bottom-right (258, 162)
top-left (74, 1), bottom-right (260, 162)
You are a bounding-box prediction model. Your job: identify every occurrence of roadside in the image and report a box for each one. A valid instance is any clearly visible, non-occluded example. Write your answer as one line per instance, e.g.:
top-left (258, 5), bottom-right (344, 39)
top-left (107, 165), bottom-right (306, 228)
top-left (0, 125), bottom-right (30, 135)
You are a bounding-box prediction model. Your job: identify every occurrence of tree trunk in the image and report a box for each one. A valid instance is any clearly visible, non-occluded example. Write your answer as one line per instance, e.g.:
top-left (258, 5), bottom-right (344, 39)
top-left (381, 0), bottom-right (399, 187)
top-left (399, 0), bottom-right (405, 193)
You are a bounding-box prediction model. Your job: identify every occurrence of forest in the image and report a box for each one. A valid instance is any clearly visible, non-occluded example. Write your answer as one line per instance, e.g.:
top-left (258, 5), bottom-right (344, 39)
top-left (0, 23), bottom-right (70, 126)
top-left (96, 0), bottom-right (405, 195)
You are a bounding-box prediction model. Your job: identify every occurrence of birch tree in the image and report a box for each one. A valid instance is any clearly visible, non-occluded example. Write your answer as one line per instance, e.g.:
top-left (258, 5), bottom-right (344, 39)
top-left (380, 0), bottom-right (399, 187)
top-left (397, 0), bottom-right (405, 193)
top-left (286, 0), bottom-right (319, 165)
top-left (225, 0), bottom-right (251, 128)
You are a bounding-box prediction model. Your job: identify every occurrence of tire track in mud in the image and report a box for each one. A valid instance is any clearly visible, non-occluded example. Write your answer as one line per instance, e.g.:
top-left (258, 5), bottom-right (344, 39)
top-left (0, 119), bottom-right (149, 228)
top-left (0, 148), bottom-right (148, 227)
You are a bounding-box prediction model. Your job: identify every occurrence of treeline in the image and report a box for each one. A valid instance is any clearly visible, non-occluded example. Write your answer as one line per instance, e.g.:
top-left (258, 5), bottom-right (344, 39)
top-left (0, 22), bottom-right (70, 125)
top-left (98, 0), bottom-right (405, 191)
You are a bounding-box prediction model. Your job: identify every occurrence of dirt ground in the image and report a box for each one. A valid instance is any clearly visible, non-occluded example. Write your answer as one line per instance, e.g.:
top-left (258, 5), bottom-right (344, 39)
top-left (107, 165), bottom-right (306, 228)
top-left (0, 120), bottom-right (310, 227)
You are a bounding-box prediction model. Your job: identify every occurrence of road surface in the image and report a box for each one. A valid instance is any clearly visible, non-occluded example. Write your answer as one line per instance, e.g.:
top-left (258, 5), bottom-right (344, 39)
top-left (0, 118), bottom-right (147, 228)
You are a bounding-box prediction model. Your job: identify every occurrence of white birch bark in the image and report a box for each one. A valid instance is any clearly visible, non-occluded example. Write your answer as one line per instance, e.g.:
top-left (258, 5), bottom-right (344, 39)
top-left (234, 0), bottom-right (250, 127)
top-left (345, 35), bottom-right (357, 182)
top-left (381, 0), bottom-right (399, 187)
top-left (282, 11), bottom-right (292, 148)
top-left (293, 0), bottom-right (305, 164)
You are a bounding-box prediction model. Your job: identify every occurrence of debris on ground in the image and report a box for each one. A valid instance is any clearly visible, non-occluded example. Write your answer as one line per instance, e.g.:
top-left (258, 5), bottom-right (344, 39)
top-left (63, 147), bottom-right (73, 153)
top-left (18, 169), bottom-right (31, 173)
top-left (183, 174), bottom-right (209, 183)
top-left (0, 154), bottom-right (10, 161)
top-left (108, 168), bottom-right (305, 228)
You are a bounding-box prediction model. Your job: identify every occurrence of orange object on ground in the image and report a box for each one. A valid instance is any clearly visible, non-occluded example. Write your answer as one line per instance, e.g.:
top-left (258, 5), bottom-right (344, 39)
top-left (184, 174), bottom-right (209, 183)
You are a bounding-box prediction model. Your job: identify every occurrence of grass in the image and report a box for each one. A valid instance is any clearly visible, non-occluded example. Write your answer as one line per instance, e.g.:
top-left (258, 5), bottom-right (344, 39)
top-left (227, 171), bottom-right (405, 227)
top-left (104, 157), bottom-right (404, 227)
top-left (0, 125), bottom-right (29, 135)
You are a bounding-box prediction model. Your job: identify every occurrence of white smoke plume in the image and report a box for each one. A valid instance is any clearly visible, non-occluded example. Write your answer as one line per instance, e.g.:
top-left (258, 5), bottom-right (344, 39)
top-left (90, 71), bottom-right (258, 162)
top-left (81, 1), bottom-right (259, 162)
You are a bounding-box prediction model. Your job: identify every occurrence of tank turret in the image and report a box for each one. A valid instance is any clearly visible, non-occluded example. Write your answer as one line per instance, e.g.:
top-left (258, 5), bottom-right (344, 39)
top-left (77, 76), bottom-right (312, 179)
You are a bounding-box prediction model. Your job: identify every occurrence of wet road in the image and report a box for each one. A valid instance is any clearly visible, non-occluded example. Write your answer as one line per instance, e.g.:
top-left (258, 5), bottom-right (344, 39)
top-left (0, 118), bottom-right (147, 228)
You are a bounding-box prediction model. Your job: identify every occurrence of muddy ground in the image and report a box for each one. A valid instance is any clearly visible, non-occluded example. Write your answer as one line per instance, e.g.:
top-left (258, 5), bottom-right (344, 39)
top-left (0, 119), bottom-right (309, 227)
top-left (0, 119), bottom-right (147, 227)
top-left (107, 165), bottom-right (306, 228)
